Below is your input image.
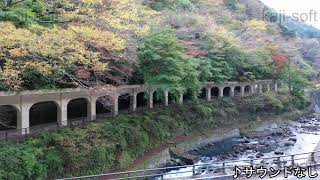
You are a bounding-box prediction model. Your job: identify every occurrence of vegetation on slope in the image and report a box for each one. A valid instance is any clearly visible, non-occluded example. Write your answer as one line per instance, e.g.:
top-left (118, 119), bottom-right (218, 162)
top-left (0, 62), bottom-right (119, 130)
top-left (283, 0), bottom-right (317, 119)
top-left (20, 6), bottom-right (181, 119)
top-left (0, 0), bottom-right (315, 178)
top-left (0, 92), bottom-right (304, 179)
top-left (0, 0), bottom-right (316, 95)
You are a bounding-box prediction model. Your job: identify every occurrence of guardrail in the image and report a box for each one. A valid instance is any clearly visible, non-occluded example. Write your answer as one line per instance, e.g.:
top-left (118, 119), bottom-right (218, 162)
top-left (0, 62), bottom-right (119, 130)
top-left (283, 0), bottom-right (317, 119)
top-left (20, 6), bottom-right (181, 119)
top-left (58, 150), bottom-right (320, 180)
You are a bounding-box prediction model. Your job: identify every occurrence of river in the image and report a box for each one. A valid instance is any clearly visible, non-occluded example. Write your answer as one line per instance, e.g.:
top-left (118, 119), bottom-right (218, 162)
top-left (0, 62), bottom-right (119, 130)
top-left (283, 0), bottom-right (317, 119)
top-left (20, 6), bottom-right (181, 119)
top-left (160, 103), bottom-right (320, 179)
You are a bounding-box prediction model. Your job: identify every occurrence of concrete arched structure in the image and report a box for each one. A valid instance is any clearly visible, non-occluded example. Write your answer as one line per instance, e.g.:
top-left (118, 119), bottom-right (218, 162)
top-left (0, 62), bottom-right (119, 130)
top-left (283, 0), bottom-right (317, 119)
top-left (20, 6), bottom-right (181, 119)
top-left (67, 98), bottom-right (90, 120)
top-left (0, 105), bottom-right (19, 130)
top-left (244, 85), bottom-right (253, 96)
top-left (183, 89), bottom-right (194, 102)
top-left (223, 87), bottom-right (232, 97)
top-left (211, 87), bottom-right (220, 98)
top-left (29, 101), bottom-right (60, 127)
top-left (152, 90), bottom-right (163, 108)
top-left (234, 86), bottom-right (241, 97)
top-left (136, 92), bottom-right (147, 109)
top-left (0, 80), bottom-right (276, 135)
top-left (96, 95), bottom-right (113, 117)
top-left (118, 93), bottom-right (131, 112)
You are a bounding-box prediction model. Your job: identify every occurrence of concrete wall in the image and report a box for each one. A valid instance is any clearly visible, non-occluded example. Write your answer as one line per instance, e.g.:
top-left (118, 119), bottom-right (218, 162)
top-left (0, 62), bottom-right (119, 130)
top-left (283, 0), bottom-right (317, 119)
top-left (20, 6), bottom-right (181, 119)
top-left (0, 80), bottom-right (276, 134)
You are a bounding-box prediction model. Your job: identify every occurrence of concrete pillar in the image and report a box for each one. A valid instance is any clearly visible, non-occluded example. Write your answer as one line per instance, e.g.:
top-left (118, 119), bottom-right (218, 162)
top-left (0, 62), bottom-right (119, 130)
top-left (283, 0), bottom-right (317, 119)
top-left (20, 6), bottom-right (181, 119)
top-left (274, 82), bottom-right (278, 92)
top-left (230, 87), bottom-right (235, 97)
top-left (164, 90), bottom-right (169, 106)
top-left (267, 84), bottom-right (270, 92)
top-left (206, 87), bottom-right (212, 101)
top-left (89, 98), bottom-right (97, 121)
top-left (258, 84), bottom-right (263, 94)
top-left (148, 91), bottom-right (154, 109)
top-left (130, 93), bottom-right (137, 112)
top-left (58, 99), bottom-right (68, 127)
top-left (18, 104), bottom-right (31, 135)
top-left (112, 95), bottom-right (119, 117)
top-left (178, 93), bottom-right (183, 104)
top-left (240, 86), bottom-right (245, 97)
top-left (251, 85), bottom-right (255, 95)
top-left (219, 87), bottom-right (224, 98)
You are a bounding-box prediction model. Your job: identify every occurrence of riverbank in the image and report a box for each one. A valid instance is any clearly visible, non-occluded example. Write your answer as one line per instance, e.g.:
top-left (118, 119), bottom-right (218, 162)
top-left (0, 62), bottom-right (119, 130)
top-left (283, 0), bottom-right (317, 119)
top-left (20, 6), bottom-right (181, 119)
top-left (0, 92), bottom-right (307, 179)
top-left (127, 104), bottom-right (304, 171)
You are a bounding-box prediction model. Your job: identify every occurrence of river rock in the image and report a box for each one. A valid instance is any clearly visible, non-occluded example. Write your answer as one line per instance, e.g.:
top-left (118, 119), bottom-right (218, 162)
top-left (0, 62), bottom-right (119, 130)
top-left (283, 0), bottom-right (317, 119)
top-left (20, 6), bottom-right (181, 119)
top-left (166, 160), bottom-right (176, 167)
top-left (256, 152), bottom-right (264, 158)
top-left (275, 151), bottom-right (284, 155)
top-left (284, 141), bottom-right (295, 146)
top-left (289, 137), bottom-right (297, 142)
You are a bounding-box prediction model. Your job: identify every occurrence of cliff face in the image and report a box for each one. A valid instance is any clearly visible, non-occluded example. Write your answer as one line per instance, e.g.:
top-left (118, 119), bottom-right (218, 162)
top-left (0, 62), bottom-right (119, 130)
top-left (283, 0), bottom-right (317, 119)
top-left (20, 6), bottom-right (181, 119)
top-left (307, 90), bottom-right (320, 113)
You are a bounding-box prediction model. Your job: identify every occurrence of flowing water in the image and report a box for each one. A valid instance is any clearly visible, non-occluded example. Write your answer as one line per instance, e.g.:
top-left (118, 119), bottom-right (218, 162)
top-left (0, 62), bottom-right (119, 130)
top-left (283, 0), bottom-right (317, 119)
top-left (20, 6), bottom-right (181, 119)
top-left (160, 91), bottom-right (320, 179)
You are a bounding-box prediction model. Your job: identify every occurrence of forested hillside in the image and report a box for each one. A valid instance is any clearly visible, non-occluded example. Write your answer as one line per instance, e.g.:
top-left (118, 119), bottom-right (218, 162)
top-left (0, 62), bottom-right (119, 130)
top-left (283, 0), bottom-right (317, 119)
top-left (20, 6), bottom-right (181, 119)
top-left (0, 0), bottom-right (318, 98)
top-left (1, 0), bottom-right (319, 178)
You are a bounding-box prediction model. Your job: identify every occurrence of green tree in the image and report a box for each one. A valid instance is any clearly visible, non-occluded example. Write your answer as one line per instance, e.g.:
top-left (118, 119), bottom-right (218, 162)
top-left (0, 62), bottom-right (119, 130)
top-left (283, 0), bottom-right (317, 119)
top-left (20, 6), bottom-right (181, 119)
top-left (138, 29), bottom-right (200, 98)
top-left (149, 0), bottom-right (192, 10)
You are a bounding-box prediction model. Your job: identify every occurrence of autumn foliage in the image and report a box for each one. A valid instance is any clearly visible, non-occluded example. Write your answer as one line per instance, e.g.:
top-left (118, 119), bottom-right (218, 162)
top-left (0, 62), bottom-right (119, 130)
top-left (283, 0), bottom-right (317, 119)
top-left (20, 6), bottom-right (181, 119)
top-left (273, 53), bottom-right (289, 71)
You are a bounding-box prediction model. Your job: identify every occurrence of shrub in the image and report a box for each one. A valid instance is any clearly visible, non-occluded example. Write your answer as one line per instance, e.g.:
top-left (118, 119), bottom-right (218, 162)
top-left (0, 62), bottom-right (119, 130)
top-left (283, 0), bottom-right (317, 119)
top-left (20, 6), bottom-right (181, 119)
top-left (223, 0), bottom-right (239, 10)
top-left (149, 0), bottom-right (192, 10)
top-left (0, 144), bottom-right (49, 180)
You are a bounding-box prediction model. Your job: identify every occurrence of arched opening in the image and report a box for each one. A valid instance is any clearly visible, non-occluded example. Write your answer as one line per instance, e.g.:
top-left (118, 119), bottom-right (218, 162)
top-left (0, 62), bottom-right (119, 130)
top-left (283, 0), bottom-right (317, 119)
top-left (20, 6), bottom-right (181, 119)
top-left (153, 91), bottom-right (163, 107)
top-left (234, 86), bottom-right (241, 97)
top-left (118, 93), bottom-right (131, 112)
top-left (199, 88), bottom-right (206, 99)
top-left (0, 105), bottom-right (18, 130)
top-left (137, 92), bottom-right (147, 109)
top-left (183, 89), bottom-right (194, 102)
top-left (244, 86), bottom-right (252, 96)
top-left (168, 92), bottom-right (176, 105)
top-left (211, 87), bottom-right (220, 98)
top-left (96, 95), bottom-right (113, 118)
top-left (223, 87), bottom-right (231, 97)
top-left (30, 101), bottom-right (58, 126)
top-left (67, 98), bottom-right (88, 120)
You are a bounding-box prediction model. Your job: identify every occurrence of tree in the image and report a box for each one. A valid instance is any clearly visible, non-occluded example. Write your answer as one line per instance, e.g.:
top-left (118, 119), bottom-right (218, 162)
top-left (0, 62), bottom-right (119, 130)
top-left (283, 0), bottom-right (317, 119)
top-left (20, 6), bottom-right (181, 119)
top-left (0, 0), bottom-right (160, 90)
top-left (148, 0), bottom-right (192, 11)
top-left (138, 29), bottom-right (200, 98)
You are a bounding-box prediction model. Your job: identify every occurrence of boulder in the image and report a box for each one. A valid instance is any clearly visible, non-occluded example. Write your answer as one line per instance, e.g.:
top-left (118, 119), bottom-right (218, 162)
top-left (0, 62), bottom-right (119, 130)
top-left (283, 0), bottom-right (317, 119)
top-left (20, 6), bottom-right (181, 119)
top-left (289, 137), bottom-right (297, 142)
top-left (256, 152), bottom-right (264, 158)
top-left (275, 151), bottom-right (284, 155)
top-left (284, 141), bottom-right (295, 146)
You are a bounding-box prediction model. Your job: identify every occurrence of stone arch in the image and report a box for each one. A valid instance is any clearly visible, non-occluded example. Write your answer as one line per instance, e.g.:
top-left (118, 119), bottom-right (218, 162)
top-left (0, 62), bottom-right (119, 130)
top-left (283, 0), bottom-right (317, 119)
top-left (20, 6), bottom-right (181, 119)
top-left (118, 93), bottom-right (131, 112)
top-left (183, 89), bottom-right (194, 102)
top-left (168, 91), bottom-right (176, 105)
top-left (67, 98), bottom-right (89, 120)
top-left (234, 86), bottom-right (241, 97)
top-left (136, 91), bottom-right (147, 109)
top-left (29, 101), bottom-right (59, 126)
top-left (96, 95), bottom-right (113, 117)
top-left (211, 87), bottom-right (220, 98)
top-left (0, 105), bottom-right (19, 130)
top-left (244, 86), bottom-right (252, 96)
top-left (223, 87), bottom-right (231, 97)
top-left (153, 91), bottom-right (163, 107)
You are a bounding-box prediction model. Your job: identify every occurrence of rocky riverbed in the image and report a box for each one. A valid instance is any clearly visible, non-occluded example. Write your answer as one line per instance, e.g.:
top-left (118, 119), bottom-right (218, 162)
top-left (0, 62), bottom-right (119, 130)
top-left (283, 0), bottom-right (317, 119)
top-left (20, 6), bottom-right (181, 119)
top-left (161, 112), bottom-right (320, 179)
